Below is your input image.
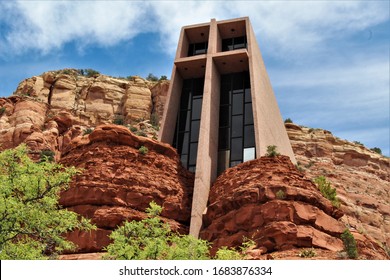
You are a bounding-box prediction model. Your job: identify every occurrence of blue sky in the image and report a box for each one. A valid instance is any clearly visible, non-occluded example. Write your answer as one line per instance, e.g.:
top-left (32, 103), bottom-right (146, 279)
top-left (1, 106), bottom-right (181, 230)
top-left (0, 1), bottom-right (389, 156)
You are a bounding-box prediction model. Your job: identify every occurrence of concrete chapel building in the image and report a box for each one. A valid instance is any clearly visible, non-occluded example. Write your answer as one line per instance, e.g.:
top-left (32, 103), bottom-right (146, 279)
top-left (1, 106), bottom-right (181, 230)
top-left (159, 17), bottom-right (296, 236)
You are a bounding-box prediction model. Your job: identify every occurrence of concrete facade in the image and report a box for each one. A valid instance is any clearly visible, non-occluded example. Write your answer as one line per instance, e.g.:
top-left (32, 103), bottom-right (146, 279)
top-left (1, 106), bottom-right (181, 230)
top-left (159, 17), bottom-right (296, 237)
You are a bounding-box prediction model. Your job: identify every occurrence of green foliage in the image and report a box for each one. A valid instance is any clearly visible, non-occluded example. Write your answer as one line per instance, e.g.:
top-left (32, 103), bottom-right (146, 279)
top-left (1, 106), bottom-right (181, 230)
top-left (265, 145), bottom-right (280, 157)
top-left (214, 246), bottom-right (242, 260)
top-left (138, 146), bottom-right (148, 155)
top-left (370, 147), bottom-right (382, 155)
top-left (39, 149), bottom-right (55, 162)
top-left (136, 130), bottom-right (147, 137)
top-left (129, 126), bottom-right (138, 133)
top-left (77, 69), bottom-right (100, 78)
top-left (353, 141), bottom-right (364, 146)
top-left (159, 75), bottom-right (168, 81)
top-left (0, 145), bottom-right (95, 259)
top-left (113, 116), bottom-right (124, 125)
top-left (314, 176), bottom-right (340, 208)
top-left (105, 202), bottom-right (252, 260)
top-left (150, 112), bottom-right (159, 128)
top-left (146, 73), bottom-right (159, 82)
top-left (298, 248), bottom-right (316, 258)
top-left (83, 128), bottom-right (94, 135)
top-left (284, 118), bottom-right (293, 123)
top-left (341, 229), bottom-right (358, 259)
top-left (0, 107), bottom-right (6, 115)
top-left (105, 202), bottom-right (209, 260)
top-left (275, 190), bottom-right (286, 200)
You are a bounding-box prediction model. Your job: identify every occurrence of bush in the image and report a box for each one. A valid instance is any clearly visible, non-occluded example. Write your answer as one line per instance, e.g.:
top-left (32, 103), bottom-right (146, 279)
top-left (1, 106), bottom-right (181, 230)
top-left (150, 112), bottom-right (159, 128)
top-left (113, 116), bottom-right (124, 125)
top-left (370, 147), bottom-right (382, 155)
top-left (284, 118), bottom-right (293, 123)
top-left (136, 130), bottom-right (147, 137)
top-left (341, 229), bottom-right (358, 259)
top-left (0, 145), bottom-right (95, 259)
top-left (266, 145), bottom-right (280, 157)
top-left (105, 202), bottom-right (253, 260)
top-left (129, 126), bottom-right (138, 133)
top-left (275, 190), bottom-right (286, 200)
top-left (83, 128), bottom-right (94, 135)
top-left (146, 73), bottom-right (158, 82)
top-left (159, 75), bottom-right (168, 81)
top-left (314, 176), bottom-right (340, 207)
top-left (0, 107), bottom-right (6, 115)
top-left (298, 248), bottom-right (316, 258)
top-left (40, 149), bottom-right (55, 162)
top-left (78, 69), bottom-right (100, 78)
top-left (105, 202), bottom-right (210, 260)
top-left (138, 146), bottom-right (148, 155)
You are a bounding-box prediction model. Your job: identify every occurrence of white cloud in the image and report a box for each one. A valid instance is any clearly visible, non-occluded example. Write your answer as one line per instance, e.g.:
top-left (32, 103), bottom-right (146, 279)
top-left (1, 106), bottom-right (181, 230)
top-left (0, 1), bottom-right (388, 57)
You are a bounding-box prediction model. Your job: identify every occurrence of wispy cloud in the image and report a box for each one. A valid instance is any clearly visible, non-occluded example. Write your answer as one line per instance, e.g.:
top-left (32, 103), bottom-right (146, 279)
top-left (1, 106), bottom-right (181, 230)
top-left (0, 1), bottom-right (388, 58)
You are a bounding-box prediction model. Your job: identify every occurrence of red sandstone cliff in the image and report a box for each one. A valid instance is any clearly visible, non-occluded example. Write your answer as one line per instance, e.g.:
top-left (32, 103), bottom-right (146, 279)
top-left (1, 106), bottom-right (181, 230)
top-left (0, 71), bottom-right (389, 259)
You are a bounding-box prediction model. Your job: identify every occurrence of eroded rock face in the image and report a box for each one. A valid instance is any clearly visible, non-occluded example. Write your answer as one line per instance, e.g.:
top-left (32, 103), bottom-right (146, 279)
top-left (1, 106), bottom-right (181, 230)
top-left (200, 156), bottom-right (346, 254)
top-left (59, 125), bottom-right (194, 253)
top-left (14, 70), bottom-right (154, 126)
top-left (286, 123), bottom-right (390, 250)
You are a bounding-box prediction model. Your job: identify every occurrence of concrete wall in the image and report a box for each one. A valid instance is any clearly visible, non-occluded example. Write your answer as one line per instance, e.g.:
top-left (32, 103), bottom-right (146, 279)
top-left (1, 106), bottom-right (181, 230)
top-left (246, 20), bottom-right (296, 163)
top-left (160, 17), bottom-right (296, 238)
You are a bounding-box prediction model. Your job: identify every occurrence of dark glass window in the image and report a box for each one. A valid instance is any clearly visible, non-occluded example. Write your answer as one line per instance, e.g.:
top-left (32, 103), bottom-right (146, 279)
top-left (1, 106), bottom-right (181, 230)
top-left (173, 78), bottom-right (204, 171)
top-left (232, 93), bottom-right (244, 115)
top-left (218, 127), bottom-right (230, 150)
top-left (231, 138), bottom-right (243, 161)
top-left (244, 126), bottom-right (255, 148)
top-left (244, 104), bottom-right (253, 125)
top-left (192, 98), bottom-right (202, 120)
top-left (232, 115), bottom-right (243, 137)
top-left (219, 106), bottom-right (230, 126)
top-left (189, 143), bottom-right (198, 165)
top-left (217, 71), bottom-right (255, 173)
top-left (188, 42), bottom-right (208, 57)
top-left (222, 36), bottom-right (247, 52)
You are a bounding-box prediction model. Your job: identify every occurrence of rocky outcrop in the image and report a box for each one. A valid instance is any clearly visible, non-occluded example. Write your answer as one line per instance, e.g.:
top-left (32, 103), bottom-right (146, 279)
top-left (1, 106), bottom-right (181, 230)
top-left (14, 70), bottom-right (154, 126)
top-left (286, 123), bottom-right (390, 251)
top-left (59, 124), bottom-right (194, 253)
top-left (200, 156), bottom-right (345, 253)
top-left (150, 80), bottom-right (169, 124)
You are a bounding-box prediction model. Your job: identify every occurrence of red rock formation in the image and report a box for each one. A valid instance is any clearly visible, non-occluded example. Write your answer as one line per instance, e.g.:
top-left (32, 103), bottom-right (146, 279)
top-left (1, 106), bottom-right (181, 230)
top-left (200, 156), bottom-right (388, 259)
top-left (59, 124), bottom-right (194, 253)
top-left (286, 123), bottom-right (390, 252)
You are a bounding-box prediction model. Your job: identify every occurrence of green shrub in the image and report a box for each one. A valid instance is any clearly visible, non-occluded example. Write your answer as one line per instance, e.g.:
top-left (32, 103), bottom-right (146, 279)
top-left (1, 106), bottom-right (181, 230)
top-left (0, 145), bottom-right (95, 259)
top-left (353, 141), bottom-right (364, 146)
top-left (146, 73), bottom-right (158, 82)
top-left (77, 69), bottom-right (100, 78)
top-left (370, 147), bottom-right (382, 155)
top-left (341, 229), bottom-right (358, 259)
top-left (40, 149), bottom-right (55, 162)
top-left (159, 75), bottom-right (168, 81)
top-left (298, 248), bottom-right (316, 258)
top-left (266, 145), bottom-right (280, 157)
top-left (83, 128), bottom-right (94, 135)
top-left (314, 176), bottom-right (340, 207)
top-left (136, 130), bottom-right (147, 137)
top-left (129, 126), bottom-right (138, 133)
top-left (275, 190), bottom-right (286, 200)
top-left (150, 112), bottom-right (159, 128)
top-left (113, 116), bottom-right (124, 125)
top-left (284, 118), bottom-right (293, 123)
top-left (138, 146), bottom-right (148, 155)
top-left (0, 107), bottom-right (6, 115)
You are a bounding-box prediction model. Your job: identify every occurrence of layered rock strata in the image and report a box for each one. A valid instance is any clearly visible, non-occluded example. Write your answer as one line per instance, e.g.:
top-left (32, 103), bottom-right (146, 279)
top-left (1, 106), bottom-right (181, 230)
top-left (59, 125), bottom-right (194, 253)
top-left (286, 123), bottom-right (390, 248)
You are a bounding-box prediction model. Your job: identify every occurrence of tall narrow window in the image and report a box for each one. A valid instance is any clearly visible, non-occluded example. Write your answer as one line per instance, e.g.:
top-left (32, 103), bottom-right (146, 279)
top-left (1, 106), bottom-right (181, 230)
top-left (173, 78), bottom-right (204, 172)
top-left (217, 72), bottom-right (255, 175)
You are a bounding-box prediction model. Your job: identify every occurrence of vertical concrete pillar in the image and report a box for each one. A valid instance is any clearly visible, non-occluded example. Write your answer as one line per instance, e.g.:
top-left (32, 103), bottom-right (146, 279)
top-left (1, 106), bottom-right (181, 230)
top-left (189, 19), bottom-right (220, 237)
